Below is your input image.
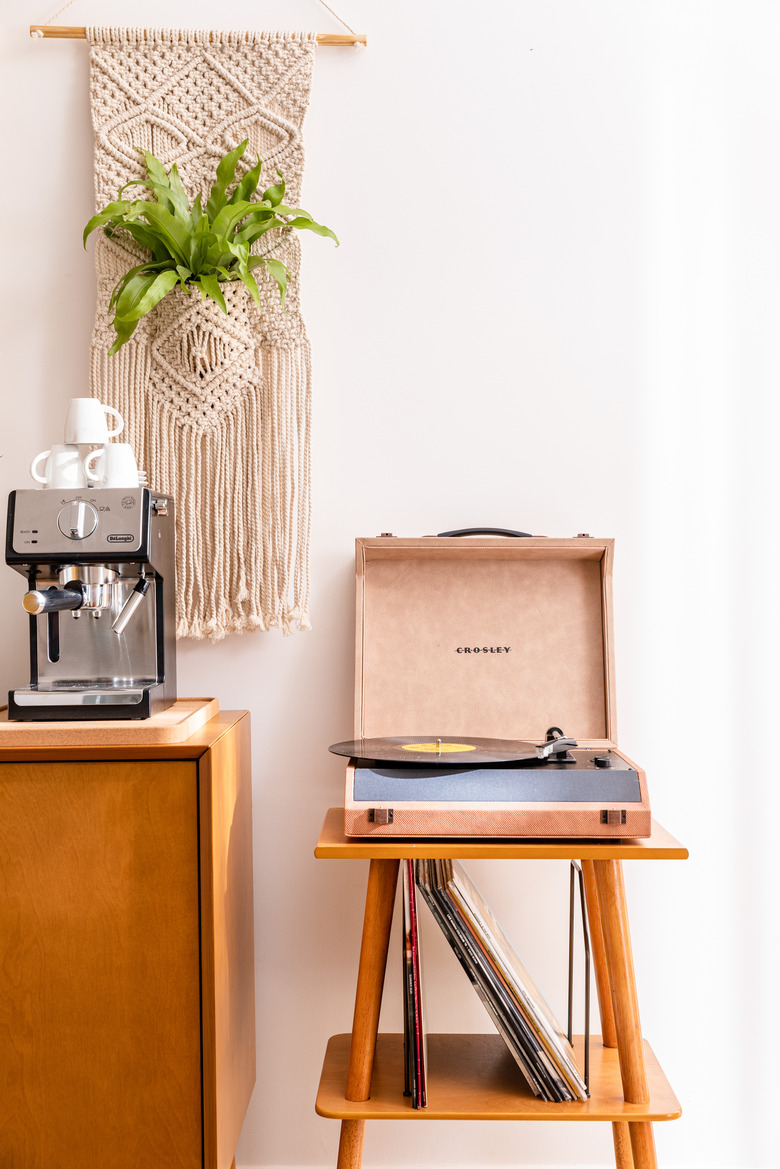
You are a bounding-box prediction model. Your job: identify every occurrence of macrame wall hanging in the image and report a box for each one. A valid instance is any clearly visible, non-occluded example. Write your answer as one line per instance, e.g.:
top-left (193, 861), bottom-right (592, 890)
top-left (88, 28), bottom-right (322, 640)
top-left (31, 6), bottom-right (364, 640)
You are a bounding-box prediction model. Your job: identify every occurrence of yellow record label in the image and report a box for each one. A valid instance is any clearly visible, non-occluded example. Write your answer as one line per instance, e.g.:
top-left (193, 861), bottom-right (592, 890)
top-left (402, 741), bottom-right (477, 754)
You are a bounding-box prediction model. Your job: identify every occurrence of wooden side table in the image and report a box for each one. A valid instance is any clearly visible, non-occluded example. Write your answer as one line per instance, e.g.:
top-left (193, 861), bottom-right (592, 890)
top-left (314, 810), bottom-right (688, 1169)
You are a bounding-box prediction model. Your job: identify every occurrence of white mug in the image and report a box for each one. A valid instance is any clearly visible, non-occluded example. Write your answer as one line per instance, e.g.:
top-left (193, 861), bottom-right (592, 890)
top-left (83, 442), bottom-right (140, 488)
top-left (30, 444), bottom-right (87, 489)
top-left (64, 398), bottom-right (124, 446)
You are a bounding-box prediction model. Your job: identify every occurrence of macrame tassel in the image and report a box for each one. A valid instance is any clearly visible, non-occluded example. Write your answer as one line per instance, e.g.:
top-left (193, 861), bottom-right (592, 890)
top-left (262, 342), bottom-right (313, 634)
top-left (87, 29), bottom-right (317, 637)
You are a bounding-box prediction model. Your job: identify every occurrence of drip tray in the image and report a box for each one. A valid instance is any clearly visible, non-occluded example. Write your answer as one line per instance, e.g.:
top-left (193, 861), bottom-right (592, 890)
top-left (13, 687), bottom-right (148, 706)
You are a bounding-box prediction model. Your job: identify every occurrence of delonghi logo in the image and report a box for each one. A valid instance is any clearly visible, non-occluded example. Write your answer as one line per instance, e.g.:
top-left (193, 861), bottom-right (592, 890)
top-left (107, 534), bottom-right (135, 543)
top-left (456, 646), bottom-right (511, 654)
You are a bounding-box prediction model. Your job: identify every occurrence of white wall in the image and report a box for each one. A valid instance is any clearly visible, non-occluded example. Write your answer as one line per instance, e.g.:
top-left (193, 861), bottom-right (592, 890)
top-left (1, 2), bottom-right (777, 1167)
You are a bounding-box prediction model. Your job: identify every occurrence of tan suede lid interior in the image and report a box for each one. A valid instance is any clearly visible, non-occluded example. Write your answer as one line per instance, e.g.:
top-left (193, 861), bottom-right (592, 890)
top-left (355, 538), bottom-right (616, 743)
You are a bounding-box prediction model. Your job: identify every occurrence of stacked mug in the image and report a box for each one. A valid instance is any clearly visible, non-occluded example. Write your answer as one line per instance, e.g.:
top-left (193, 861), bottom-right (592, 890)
top-left (30, 398), bottom-right (145, 490)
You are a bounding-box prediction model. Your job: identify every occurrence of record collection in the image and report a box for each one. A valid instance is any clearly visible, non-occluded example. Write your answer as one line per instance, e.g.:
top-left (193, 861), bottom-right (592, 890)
top-left (411, 859), bottom-right (588, 1103)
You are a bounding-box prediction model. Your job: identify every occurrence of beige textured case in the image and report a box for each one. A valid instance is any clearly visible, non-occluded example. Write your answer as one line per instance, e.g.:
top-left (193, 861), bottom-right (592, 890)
top-left (344, 534), bottom-right (651, 839)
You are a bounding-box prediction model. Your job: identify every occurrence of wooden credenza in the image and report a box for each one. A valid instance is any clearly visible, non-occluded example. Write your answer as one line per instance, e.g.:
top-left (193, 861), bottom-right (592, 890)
top-left (0, 709), bottom-right (256, 1169)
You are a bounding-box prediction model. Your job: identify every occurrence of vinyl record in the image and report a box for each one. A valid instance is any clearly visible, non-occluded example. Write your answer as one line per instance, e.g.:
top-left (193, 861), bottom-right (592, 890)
top-left (328, 735), bottom-right (546, 765)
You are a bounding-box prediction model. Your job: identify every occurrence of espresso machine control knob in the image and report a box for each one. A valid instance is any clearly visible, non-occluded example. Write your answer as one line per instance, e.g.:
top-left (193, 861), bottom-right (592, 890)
top-left (57, 500), bottom-right (98, 541)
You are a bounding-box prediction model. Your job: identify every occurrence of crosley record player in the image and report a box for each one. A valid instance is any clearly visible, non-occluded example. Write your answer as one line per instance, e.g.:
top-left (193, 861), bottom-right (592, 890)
top-left (334, 528), bottom-right (651, 838)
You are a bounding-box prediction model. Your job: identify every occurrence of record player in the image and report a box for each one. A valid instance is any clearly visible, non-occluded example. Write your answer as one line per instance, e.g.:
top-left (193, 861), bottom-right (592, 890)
top-left (333, 529), bottom-right (651, 839)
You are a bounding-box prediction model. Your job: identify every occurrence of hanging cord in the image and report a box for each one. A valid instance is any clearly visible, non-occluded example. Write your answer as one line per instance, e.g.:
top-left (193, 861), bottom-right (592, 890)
top-left (31, 0), bottom-right (76, 37)
top-left (313, 0), bottom-right (364, 48)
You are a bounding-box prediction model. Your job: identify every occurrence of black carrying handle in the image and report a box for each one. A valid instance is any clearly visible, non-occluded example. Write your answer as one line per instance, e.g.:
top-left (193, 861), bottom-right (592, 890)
top-left (437, 527), bottom-right (533, 538)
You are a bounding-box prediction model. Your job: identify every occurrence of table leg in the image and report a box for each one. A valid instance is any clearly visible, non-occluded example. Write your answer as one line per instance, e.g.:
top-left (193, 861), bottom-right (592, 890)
top-left (582, 861), bottom-right (617, 1048)
top-left (336, 858), bottom-right (400, 1169)
top-left (611, 1123), bottom-right (634, 1169)
top-left (582, 860), bottom-right (632, 1169)
top-left (336, 1119), bottom-right (365, 1169)
top-left (593, 859), bottom-right (657, 1169)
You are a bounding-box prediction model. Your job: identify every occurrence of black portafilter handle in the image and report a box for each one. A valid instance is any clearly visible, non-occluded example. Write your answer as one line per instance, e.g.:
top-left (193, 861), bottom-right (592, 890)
top-left (437, 527), bottom-right (533, 538)
top-left (22, 581), bottom-right (84, 615)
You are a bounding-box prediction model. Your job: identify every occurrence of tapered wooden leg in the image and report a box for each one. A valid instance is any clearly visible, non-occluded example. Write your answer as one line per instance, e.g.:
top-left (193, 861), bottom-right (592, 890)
top-left (582, 860), bottom-right (632, 1169)
top-left (611, 1119), bottom-right (634, 1169)
top-left (345, 858), bottom-right (401, 1100)
top-left (336, 1119), bottom-right (366, 1169)
top-left (582, 860), bottom-right (618, 1048)
top-left (335, 858), bottom-right (400, 1169)
top-left (627, 1121), bottom-right (657, 1169)
top-left (593, 859), bottom-right (656, 1169)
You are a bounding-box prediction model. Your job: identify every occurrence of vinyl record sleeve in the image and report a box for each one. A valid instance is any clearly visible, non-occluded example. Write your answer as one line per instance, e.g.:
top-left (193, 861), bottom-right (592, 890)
top-left (405, 860), bottom-right (427, 1107)
top-left (401, 865), bottom-right (414, 1101)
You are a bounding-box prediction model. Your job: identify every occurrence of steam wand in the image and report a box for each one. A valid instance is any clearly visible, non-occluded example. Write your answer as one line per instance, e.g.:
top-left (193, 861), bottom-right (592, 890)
top-left (112, 576), bottom-right (151, 636)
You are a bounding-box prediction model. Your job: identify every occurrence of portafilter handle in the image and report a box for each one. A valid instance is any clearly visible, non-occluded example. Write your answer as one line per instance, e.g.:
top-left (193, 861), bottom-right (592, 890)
top-left (23, 582), bottom-right (85, 615)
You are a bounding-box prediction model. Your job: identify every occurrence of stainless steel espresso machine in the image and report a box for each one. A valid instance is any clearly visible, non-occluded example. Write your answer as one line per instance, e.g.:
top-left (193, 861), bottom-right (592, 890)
top-left (5, 487), bottom-right (177, 720)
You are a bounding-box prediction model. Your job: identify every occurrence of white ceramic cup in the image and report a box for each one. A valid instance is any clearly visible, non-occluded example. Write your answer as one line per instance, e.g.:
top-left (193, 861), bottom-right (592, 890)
top-left (83, 442), bottom-right (140, 488)
top-left (30, 444), bottom-right (87, 489)
top-left (63, 398), bottom-right (124, 445)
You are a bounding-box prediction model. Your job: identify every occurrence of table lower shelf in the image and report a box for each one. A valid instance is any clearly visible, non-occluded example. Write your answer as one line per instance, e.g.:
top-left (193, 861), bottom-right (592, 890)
top-left (316, 1034), bottom-right (681, 1122)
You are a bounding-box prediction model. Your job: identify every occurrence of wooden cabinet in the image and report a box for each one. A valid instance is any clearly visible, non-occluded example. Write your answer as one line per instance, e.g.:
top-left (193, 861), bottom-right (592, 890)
top-left (0, 711), bottom-right (255, 1169)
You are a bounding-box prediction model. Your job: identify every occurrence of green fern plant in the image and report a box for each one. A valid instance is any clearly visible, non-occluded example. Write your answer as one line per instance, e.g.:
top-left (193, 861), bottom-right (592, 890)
top-left (84, 139), bottom-right (338, 355)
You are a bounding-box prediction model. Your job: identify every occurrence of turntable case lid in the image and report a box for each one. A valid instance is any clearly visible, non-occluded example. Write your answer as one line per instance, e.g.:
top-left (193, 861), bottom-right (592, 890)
top-left (354, 536), bottom-right (617, 745)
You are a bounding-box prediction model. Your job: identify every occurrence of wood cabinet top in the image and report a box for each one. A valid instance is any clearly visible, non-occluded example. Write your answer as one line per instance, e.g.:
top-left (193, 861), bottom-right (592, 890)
top-left (0, 709), bottom-right (249, 762)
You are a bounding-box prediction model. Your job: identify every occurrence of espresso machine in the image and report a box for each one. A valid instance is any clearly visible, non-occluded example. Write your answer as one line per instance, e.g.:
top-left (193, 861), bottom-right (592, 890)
top-left (5, 487), bottom-right (177, 720)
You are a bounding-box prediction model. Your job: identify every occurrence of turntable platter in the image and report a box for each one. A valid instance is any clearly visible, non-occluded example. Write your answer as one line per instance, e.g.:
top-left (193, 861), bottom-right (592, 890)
top-left (328, 735), bottom-right (565, 765)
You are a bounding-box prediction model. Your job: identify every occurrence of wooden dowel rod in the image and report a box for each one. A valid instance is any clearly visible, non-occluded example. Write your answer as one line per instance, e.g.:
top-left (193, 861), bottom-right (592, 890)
top-left (30, 25), bottom-right (367, 45)
top-left (31, 25), bottom-right (86, 38)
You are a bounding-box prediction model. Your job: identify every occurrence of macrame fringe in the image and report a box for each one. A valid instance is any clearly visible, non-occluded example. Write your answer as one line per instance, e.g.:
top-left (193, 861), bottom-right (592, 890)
top-left (91, 286), bottom-right (312, 641)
